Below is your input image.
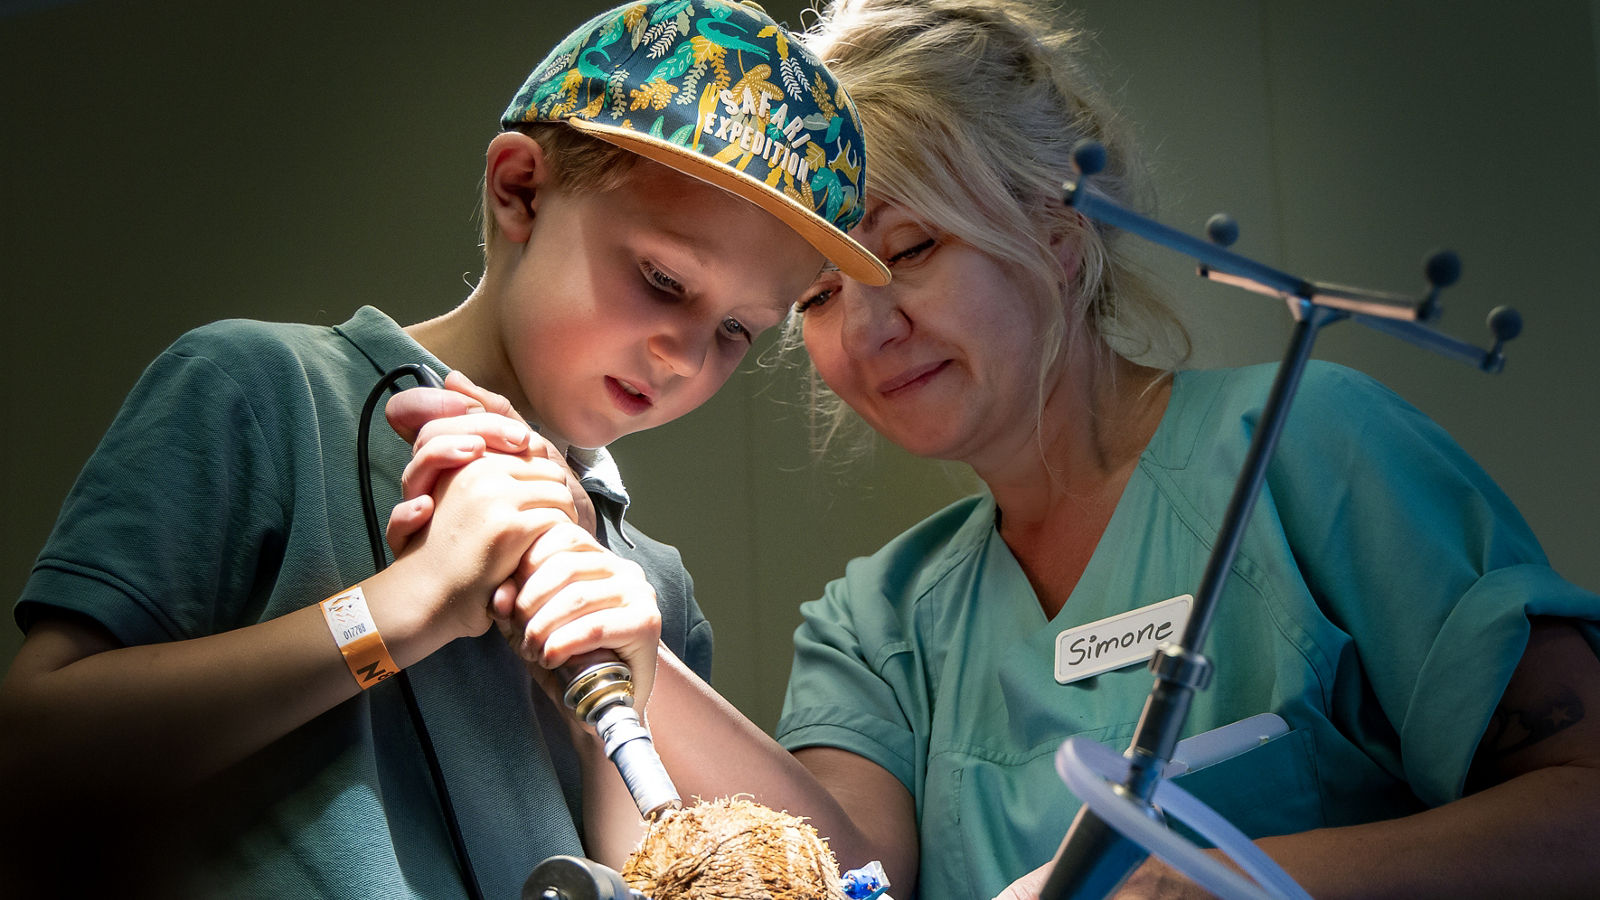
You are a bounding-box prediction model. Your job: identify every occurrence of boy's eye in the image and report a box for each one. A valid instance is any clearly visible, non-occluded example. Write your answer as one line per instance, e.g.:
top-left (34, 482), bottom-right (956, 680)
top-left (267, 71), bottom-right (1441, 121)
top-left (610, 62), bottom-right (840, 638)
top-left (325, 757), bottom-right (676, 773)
top-left (887, 238), bottom-right (936, 266)
top-left (720, 316), bottom-right (751, 341)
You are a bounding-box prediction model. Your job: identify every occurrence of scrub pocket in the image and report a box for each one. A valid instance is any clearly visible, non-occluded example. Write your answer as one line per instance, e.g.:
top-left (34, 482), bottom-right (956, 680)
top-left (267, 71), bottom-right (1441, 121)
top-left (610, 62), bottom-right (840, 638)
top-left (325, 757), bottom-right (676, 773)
top-left (1169, 728), bottom-right (1324, 842)
top-left (929, 739), bottom-right (1107, 900)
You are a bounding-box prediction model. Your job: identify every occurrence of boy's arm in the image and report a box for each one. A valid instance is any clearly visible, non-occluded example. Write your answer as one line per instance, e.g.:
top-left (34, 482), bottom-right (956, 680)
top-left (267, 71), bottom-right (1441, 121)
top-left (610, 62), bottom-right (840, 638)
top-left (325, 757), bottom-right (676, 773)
top-left (0, 451), bottom-right (579, 817)
top-left (0, 559), bottom-right (450, 806)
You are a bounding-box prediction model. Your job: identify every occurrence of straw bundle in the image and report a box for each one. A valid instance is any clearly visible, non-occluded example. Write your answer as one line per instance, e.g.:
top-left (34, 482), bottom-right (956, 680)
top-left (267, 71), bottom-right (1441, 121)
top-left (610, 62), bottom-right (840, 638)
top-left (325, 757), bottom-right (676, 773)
top-left (621, 797), bottom-right (846, 900)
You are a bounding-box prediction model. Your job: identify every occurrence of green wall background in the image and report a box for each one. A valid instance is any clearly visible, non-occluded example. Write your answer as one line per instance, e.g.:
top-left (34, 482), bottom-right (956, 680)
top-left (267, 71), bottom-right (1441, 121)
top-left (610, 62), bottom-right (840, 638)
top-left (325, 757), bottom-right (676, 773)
top-left (4, 0), bottom-right (1598, 732)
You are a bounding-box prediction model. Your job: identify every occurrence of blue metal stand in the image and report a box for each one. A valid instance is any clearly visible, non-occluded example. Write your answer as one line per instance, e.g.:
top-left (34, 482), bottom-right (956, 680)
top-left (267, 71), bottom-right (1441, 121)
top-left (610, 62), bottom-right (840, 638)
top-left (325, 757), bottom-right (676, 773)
top-left (1039, 141), bottom-right (1520, 900)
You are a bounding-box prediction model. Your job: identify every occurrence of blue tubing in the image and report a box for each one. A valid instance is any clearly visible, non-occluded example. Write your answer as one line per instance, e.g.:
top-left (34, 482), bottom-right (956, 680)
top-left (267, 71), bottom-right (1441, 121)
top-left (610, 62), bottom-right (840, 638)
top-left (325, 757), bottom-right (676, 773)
top-left (1054, 738), bottom-right (1312, 900)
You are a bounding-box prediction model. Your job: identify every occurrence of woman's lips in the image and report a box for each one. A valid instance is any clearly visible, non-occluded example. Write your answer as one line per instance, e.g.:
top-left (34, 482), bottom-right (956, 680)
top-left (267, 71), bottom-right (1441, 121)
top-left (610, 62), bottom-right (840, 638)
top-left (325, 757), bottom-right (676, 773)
top-left (877, 360), bottom-right (949, 395)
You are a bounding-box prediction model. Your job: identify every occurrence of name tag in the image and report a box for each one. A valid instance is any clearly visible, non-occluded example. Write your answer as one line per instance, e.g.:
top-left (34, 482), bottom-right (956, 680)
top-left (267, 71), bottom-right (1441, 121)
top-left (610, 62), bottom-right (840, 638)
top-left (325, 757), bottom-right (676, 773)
top-left (1054, 594), bottom-right (1193, 685)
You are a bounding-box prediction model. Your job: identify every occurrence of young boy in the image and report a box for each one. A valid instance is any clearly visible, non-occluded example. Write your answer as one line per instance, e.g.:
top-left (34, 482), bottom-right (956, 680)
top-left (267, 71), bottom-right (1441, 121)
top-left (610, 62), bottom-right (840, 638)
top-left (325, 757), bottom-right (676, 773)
top-left (0, 1), bottom-right (887, 897)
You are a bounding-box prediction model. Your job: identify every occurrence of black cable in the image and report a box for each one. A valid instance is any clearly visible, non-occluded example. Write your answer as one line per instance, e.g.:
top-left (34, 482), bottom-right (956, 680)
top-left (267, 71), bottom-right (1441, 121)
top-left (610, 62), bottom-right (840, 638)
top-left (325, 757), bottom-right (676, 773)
top-left (356, 364), bottom-right (486, 900)
top-left (358, 363), bottom-right (443, 571)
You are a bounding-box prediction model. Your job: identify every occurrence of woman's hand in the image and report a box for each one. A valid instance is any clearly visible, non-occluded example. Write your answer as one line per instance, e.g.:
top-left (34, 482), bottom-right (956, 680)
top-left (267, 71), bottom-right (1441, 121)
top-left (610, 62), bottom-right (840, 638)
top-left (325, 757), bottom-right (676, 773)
top-left (992, 851), bottom-right (1209, 900)
top-left (992, 860), bottom-right (1051, 900)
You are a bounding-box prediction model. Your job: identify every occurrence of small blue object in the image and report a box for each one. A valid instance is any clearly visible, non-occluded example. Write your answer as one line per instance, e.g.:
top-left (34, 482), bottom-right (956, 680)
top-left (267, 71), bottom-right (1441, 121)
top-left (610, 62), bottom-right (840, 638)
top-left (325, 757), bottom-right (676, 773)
top-left (1072, 140), bottom-right (1107, 176)
top-left (1488, 306), bottom-right (1522, 341)
top-left (842, 861), bottom-right (890, 900)
top-left (1424, 249), bottom-right (1461, 288)
top-left (1205, 213), bottom-right (1239, 248)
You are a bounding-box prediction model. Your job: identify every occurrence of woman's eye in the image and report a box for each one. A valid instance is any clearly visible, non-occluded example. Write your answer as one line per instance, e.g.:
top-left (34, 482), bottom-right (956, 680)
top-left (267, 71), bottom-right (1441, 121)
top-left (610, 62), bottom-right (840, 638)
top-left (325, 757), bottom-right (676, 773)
top-left (888, 238), bottom-right (936, 266)
top-left (720, 316), bottom-right (751, 341)
top-left (795, 287), bottom-right (834, 314)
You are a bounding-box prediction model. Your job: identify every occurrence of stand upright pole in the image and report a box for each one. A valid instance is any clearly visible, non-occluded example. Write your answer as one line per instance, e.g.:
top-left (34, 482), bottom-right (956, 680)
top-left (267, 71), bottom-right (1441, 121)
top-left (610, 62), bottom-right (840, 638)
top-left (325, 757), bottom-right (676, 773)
top-left (1041, 301), bottom-right (1343, 900)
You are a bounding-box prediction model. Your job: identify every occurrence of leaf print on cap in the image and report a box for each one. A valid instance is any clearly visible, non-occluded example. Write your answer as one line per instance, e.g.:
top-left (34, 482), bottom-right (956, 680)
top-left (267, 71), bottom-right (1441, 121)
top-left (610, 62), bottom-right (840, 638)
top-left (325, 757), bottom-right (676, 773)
top-left (757, 24), bottom-right (789, 59)
top-left (631, 79), bottom-right (678, 110)
top-left (650, 0), bottom-right (692, 24)
top-left (728, 64), bottom-right (784, 109)
top-left (648, 41), bottom-right (697, 82)
top-left (698, 14), bottom-right (768, 59)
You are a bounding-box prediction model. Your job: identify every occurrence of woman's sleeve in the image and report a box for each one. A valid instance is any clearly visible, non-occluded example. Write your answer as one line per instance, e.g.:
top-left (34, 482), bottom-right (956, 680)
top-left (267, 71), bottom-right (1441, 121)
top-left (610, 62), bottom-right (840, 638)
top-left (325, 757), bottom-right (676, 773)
top-left (1270, 363), bottom-right (1600, 805)
top-left (775, 567), bottom-right (922, 794)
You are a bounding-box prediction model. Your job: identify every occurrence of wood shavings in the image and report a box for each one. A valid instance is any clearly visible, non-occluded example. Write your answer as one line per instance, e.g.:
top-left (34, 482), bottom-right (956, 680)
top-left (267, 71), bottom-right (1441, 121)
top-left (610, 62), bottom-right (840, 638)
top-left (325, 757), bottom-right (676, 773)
top-left (622, 796), bottom-right (846, 900)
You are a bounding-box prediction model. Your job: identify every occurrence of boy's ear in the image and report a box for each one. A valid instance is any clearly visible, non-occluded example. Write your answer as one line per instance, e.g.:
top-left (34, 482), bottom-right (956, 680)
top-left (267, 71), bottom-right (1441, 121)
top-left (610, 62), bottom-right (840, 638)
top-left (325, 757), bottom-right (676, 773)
top-left (484, 131), bottom-right (551, 245)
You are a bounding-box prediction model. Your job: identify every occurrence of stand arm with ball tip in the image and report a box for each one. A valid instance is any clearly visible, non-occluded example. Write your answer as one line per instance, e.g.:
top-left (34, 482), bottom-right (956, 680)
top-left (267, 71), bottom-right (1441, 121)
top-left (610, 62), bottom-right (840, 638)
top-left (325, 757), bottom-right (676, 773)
top-left (1039, 141), bottom-right (1522, 900)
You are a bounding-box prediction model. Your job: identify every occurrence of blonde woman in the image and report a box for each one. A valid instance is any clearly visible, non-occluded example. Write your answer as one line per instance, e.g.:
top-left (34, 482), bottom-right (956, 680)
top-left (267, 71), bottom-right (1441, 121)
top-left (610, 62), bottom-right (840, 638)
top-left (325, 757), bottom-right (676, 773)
top-left (775, 1), bottom-right (1600, 898)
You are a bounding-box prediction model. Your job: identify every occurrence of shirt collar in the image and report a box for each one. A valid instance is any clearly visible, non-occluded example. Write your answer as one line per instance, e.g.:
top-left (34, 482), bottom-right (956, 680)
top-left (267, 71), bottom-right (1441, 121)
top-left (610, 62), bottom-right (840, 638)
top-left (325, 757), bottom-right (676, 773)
top-left (567, 445), bottom-right (634, 547)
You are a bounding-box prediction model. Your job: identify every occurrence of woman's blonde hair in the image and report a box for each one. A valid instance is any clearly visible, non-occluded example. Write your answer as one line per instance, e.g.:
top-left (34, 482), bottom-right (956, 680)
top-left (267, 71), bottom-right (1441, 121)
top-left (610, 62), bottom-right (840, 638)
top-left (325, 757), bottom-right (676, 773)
top-left (789, 0), bottom-right (1189, 453)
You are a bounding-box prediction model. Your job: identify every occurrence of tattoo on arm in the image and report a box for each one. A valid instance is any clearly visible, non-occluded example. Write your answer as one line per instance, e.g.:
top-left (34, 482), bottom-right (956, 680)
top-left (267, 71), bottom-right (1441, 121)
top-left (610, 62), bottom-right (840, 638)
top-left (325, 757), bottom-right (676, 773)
top-left (1480, 684), bottom-right (1586, 758)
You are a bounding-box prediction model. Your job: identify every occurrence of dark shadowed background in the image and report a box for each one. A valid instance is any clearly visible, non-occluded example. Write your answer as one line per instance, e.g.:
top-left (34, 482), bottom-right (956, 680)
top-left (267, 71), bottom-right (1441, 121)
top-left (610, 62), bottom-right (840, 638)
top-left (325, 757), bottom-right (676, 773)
top-left (4, 0), bottom-right (1598, 732)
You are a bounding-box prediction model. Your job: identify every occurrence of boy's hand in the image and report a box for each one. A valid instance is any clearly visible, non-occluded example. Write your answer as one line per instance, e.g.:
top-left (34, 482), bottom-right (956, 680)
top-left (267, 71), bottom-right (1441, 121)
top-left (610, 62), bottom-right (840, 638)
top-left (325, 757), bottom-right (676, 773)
top-left (385, 369), bottom-right (509, 444)
top-left (386, 371), bottom-right (658, 704)
top-left (496, 520), bottom-right (663, 712)
top-left (393, 451), bottom-right (581, 641)
top-left (385, 371), bottom-right (596, 555)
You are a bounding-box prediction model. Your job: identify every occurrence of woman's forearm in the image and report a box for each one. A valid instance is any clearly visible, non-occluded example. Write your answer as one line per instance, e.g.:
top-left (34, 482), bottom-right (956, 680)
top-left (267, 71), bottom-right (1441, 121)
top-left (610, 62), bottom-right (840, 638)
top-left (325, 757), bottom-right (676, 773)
top-left (1242, 762), bottom-right (1600, 899)
top-left (643, 647), bottom-right (918, 890)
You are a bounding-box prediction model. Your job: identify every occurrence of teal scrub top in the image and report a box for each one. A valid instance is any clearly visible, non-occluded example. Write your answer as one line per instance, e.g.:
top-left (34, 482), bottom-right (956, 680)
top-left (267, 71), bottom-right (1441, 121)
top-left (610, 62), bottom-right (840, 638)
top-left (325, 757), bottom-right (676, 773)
top-left (777, 362), bottom-right (1599, 900)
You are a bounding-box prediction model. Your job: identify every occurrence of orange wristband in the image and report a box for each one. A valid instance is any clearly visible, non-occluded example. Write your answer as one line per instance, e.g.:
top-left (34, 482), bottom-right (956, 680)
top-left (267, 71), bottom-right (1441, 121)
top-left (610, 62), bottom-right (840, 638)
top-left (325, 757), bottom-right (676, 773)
top-left (320, 586), bottom-right (400, 689)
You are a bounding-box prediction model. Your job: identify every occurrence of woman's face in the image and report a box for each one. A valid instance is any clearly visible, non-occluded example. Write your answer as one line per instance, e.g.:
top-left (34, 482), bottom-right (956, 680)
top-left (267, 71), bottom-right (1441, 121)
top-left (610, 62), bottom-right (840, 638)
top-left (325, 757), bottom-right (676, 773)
top-left (798, 201), bottom-right (1055, 465)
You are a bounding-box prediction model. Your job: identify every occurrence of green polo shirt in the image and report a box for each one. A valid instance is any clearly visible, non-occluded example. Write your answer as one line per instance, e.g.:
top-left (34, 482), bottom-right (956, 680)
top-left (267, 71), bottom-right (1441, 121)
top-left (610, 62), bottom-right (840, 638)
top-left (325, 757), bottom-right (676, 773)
top-left (18, 306), bottom-right (714, 898)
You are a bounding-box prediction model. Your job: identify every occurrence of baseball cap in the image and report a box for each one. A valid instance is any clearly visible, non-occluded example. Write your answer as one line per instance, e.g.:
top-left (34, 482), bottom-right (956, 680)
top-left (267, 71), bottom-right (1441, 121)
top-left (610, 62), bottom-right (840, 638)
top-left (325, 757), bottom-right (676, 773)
top-left (502, 0), bottom-right (890, 286)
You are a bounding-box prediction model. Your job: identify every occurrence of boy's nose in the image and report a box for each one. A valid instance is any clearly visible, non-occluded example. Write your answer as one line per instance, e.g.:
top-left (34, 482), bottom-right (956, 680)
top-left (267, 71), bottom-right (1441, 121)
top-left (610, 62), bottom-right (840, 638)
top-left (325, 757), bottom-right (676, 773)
top-left (648, 322), bottom-right (710, 378)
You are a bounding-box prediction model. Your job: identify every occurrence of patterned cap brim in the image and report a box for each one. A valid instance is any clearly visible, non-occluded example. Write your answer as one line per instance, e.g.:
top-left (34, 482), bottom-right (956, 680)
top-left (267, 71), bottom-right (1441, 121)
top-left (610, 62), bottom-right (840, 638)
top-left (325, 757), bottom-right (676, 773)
top-left (567, 117), bottom-right (890, 286)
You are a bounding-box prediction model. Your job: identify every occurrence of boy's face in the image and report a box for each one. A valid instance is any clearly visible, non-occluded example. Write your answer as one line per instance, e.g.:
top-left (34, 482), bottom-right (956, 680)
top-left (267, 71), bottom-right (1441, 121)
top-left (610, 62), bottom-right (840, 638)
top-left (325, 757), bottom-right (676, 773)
top-left (501, 159), bottom-right (824, 450)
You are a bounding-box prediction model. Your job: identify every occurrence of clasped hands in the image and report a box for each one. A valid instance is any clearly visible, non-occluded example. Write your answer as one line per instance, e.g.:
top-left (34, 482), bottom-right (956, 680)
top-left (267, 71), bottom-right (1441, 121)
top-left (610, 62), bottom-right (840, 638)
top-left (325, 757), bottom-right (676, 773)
top-left (383, 371), bottom-right (663, 711)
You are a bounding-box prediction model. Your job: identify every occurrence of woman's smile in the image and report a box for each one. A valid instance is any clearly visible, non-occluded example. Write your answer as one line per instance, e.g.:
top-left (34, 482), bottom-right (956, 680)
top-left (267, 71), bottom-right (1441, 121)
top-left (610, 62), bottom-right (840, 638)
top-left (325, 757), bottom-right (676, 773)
top-left (877, 359), bottom-right (951, 395)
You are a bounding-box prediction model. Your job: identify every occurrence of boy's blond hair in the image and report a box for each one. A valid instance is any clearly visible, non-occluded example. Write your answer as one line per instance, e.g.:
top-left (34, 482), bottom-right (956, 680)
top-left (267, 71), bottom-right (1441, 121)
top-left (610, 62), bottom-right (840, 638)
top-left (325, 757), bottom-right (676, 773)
top-left (480, 122), bottom-right (640, 255)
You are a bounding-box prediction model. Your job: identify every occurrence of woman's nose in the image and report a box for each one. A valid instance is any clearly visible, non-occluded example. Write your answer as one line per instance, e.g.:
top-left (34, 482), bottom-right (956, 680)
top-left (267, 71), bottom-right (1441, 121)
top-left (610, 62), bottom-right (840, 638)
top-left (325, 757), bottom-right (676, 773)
top-left (841, 286), bottom-right (910, 357)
